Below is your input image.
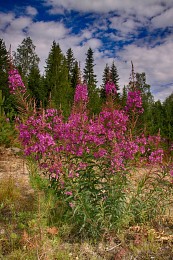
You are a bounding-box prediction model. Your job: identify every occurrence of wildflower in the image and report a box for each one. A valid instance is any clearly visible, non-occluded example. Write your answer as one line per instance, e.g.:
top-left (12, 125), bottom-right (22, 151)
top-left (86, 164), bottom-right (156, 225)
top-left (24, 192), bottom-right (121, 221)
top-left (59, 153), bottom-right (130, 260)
top-left (125, 90), bottom-right (144, 114)
top-left (65, 191), bottom-right (73, 196)
top-left (105, 81), bottom-right (117, 96)
top-left (74, 84), bottom-right (88, 103)
top-left (148, 149), bottom-right (164, 164)
top-left (8, 69), bottom-right (26, 94)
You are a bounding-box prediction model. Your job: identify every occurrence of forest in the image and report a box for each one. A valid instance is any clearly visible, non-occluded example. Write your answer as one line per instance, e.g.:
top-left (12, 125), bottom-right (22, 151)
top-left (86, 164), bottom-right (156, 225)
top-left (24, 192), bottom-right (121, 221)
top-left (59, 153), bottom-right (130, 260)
top-left (0, 36), bottom-right (173, 259)
top-left (0, 37), bottom-right (173, 147)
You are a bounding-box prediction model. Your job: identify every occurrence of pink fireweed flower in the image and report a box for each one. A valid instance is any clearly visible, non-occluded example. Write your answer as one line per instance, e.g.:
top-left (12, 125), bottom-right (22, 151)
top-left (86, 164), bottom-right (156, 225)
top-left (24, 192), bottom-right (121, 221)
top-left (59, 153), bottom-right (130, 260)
top-left (8, 69), bottom-right (26, 94)
top-left (105, 81), bottom-right (117, 96)
top-left (74, 84), bottom-right (88, 103)
top-left (65, 191), bottom-right (73, 196)
top-left (125, 90), bottom-right (144, 114)
top-left (148, 149), bottom-right (164, 164)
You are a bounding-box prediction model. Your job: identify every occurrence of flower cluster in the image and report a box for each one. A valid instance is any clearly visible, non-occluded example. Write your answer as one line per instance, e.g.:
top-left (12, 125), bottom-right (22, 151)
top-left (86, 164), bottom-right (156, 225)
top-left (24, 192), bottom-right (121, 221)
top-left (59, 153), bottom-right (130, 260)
top-left (10, 70), bottom-right (164, 191)
top-left (105, 81), bottom-right (117, 96)
top-left (125, 90), bottom-right (144, 114)
top-left (74, 84), bottom-right (88, 103)
top-left (8, 69), bottom-right (26, 94)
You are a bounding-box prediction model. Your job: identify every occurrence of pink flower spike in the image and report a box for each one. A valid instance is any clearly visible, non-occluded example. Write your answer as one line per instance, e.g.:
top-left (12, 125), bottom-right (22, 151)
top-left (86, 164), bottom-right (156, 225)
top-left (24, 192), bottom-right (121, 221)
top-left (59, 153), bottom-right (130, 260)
top-left (105, 81), bottom-right (117, 96)
top-left (74, 84), bottom-right (88, 103)
top-left (8, 69), bottom-right (26, 94)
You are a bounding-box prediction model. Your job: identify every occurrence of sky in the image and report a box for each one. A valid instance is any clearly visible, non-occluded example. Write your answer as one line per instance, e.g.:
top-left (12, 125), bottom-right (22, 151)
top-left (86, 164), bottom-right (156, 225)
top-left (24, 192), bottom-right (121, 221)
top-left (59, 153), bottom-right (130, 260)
top-left (1, 0), bottom-right (173, 101)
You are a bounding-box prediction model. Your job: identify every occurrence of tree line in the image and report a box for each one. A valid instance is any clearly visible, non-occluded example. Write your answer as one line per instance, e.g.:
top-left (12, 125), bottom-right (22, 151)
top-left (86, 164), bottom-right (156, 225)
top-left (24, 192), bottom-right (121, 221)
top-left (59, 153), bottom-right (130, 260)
top-left (0, 37), bottom-right (173, 145)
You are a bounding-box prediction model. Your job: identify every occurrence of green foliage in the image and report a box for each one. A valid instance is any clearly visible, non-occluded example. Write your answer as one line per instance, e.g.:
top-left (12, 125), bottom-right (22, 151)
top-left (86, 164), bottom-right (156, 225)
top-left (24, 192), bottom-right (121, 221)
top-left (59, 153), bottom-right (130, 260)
top-left (0, 90), bottom-right (5, 116)
top-left (48, 155), bottom-right (173, 240)
top-left (100, 63), bottom-right (110, 101)
top-left (83, 48), bottom-right (101, 114)
top-left (27, 66), bottom-right (47, 106)
top-left (127, 167), bottom-right (173, 224)
top-left (66, 48), bottom-right (75, 82)
top-left (0, 113), bottom-right (17, 147)
top-left (45, 41), bottom-right (73, 116)
top-left (163, 93), bottom-right (173, 143)
top-left (0, 39), bottom-right (16, 113)
top-left (83, 48), bottom-right (97, 90)
top-left (110, 61), bottom-right (120, 92)
top-left (71, 60), bottom-right (81, 90)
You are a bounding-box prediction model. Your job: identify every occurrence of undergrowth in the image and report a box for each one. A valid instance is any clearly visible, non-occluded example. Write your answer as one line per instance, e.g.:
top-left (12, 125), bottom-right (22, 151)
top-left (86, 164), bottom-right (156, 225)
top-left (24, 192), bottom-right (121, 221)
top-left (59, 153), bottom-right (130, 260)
top-left (1, 158), bottom-right (173, 259)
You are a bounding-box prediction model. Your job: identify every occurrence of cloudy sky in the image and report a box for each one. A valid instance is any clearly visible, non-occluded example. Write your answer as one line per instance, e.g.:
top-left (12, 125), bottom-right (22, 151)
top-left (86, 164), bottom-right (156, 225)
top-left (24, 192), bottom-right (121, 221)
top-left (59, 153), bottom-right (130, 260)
top-left (1, 0), bottom-right (173, 101)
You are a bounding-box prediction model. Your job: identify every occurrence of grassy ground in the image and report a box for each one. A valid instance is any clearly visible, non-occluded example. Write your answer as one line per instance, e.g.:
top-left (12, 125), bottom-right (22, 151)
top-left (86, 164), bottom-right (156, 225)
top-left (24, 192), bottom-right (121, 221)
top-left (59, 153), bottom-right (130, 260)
top-left (0, 150), bottom-right (173, 259)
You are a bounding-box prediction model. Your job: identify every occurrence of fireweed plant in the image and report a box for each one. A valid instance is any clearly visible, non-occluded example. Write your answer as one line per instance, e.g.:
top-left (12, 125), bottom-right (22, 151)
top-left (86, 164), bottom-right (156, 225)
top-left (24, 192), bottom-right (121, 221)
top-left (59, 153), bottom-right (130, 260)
top-left (8, 71), bottom-right (173, 238)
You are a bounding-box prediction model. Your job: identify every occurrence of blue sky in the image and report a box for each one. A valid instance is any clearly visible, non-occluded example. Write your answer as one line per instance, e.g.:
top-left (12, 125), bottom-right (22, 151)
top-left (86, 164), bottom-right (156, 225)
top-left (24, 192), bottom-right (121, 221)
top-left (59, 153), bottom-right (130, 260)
top-left (1, 0), bottom-right (173, 101)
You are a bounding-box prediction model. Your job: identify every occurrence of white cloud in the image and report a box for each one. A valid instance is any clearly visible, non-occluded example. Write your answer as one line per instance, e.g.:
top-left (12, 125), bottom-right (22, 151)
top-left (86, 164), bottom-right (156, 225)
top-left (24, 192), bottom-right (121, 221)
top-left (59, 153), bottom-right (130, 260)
top-left (25, 6), bottom-right (38, 16)
top-left (45, 0), bottom-right (172, 18)
top-left (0, 12), bottom-right (15, 30)
top-left (28, 21), bottom-right (69, 39)
top-left (151, 7), bottom-right (173, 28)
top-left (109, 15), bottom-right (143, 36)
top-left (6, 17), bottom-right (32, 32)
top-left (117, 39), bottom-right (173, 100)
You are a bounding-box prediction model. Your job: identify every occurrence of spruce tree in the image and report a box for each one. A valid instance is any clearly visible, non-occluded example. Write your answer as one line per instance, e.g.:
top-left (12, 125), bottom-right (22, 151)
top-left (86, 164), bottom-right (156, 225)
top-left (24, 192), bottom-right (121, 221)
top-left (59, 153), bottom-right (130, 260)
top-left (71, 61), bottom-right (80, 89)
top-left (28, 66), bottom-right (47, 106)
top-left (110, 61), bottom-right (120, 92)
top-left (0, 39), bottom-right (8, 97)
top-left (83, 48), bottom-right (101, 114)
top-left (83, 48), bottom-right (97, 90)
top-left (0, 39), bottom-right (15, 112)
top-left (45, 41), bottom-right (73, 116)
top-left (100, 63), bottom-right (110, 101)
top-left (66, 48), bottom-right (75, 83)
top-left (136, 72), bottom-right (154, 131)
top-left (163, 93), bottom-right (173, 144)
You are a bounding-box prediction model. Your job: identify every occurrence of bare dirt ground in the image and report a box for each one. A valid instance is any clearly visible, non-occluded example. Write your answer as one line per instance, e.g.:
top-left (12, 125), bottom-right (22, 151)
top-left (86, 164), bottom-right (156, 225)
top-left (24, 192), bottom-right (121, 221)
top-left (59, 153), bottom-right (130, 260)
top-left (0, 146), bottom-right (33, 195)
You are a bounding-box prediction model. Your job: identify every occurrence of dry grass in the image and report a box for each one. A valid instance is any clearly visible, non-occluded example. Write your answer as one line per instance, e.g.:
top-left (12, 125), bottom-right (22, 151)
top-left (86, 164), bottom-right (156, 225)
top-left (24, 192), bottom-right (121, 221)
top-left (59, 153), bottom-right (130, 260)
top-left (0, 147), bottom-right (173, 259)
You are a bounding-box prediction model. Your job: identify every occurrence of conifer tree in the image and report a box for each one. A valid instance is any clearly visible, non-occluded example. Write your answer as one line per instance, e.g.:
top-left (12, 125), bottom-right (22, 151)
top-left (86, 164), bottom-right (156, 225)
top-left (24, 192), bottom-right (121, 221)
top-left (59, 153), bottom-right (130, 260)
top-left (83, 48), bottom-right (101, 114)
top-left (45, 41), bottom-right (73, 115)
top-left (0, 39), bottom-right (8, 96)
top-left (71, 61), bottom-right (80, 89)
top-left (163, 93), bottom-right (173, 144)
top-left (100, 63), bottom-right (110, 101)
top-left (28, 66), bottom-right (47, 106)
top-left (83, 48), bottom-right (97, 91)
top-left (136, 72), bottom-right (154, 131)
top-left (66, 48), bottom-right (75, 83)
top-left (0, 39), bottom-right (15, 112)
top-left (110, 61), bottom-right (120, 92)
top-left (13, 37), bottom-right (40, 83)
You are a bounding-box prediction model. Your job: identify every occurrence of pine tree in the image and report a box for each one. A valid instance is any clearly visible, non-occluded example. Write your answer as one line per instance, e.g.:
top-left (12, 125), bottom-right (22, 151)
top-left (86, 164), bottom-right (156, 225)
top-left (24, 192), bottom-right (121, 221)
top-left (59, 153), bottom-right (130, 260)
top-left (110, 61), bottom-right (120, 91)
top-left (13, 37), bottom-right (40, 82)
